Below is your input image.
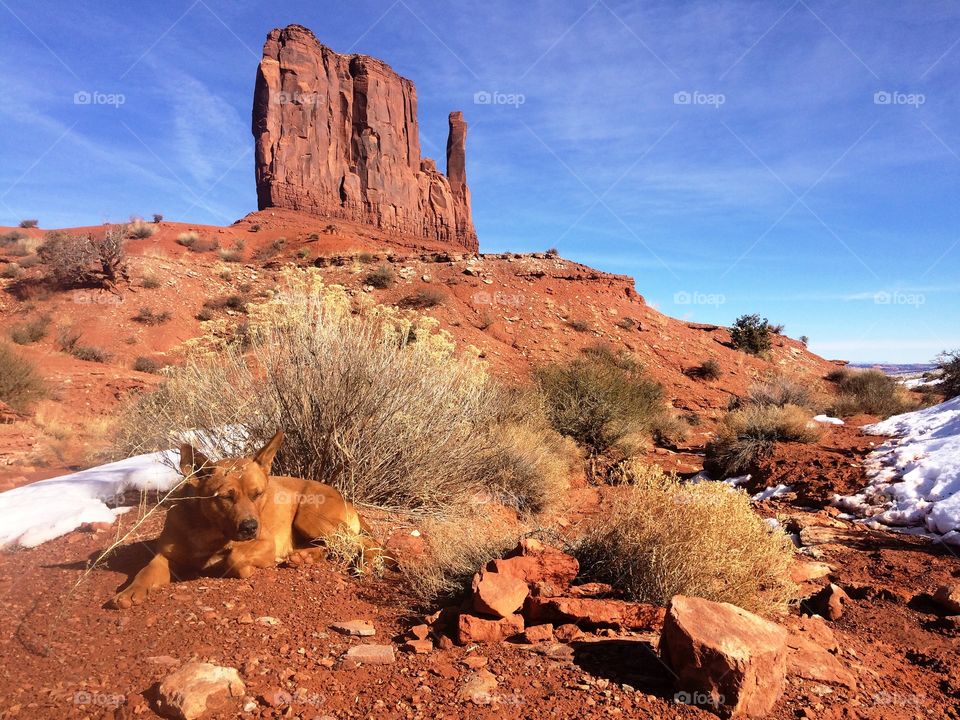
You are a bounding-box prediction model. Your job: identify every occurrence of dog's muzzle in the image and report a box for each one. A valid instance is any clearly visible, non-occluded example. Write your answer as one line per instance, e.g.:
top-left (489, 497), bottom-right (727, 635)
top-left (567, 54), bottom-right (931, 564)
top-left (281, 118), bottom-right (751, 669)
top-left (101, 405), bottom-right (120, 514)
top-left (237, 518), bottom-right (259, 540)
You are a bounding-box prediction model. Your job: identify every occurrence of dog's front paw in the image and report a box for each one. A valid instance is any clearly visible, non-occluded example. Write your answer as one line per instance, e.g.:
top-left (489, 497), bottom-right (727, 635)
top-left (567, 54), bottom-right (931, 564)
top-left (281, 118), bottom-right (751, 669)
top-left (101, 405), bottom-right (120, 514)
top-left (287, 548), bottom-right (324, 567)
top-left (108, 584), bottom-right (148, 610)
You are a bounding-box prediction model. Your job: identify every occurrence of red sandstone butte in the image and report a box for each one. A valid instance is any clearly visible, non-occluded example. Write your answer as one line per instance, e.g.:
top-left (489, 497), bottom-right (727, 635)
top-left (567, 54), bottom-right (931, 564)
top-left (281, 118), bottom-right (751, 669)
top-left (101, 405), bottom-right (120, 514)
top-left (252, 24), bottom-right (478, 251)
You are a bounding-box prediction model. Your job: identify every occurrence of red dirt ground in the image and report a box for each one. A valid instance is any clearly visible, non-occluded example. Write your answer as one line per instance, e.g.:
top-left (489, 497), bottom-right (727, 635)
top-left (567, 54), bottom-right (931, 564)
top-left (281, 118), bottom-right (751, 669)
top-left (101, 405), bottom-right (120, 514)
top-left (1, 216), bottom-right (957, 719)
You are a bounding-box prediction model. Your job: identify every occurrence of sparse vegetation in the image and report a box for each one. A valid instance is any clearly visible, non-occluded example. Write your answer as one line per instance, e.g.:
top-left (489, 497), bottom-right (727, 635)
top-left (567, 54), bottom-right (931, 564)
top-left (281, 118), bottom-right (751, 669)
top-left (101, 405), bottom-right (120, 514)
top-left (70, 344), bottom-right (111, 363)
top-left (127, 221), bottom-right (157, 239)
top-left (152, 214), bottom-right (163, 224)
top-left (133, 356), bottom-right (163, 374)
top-left (545, 247), bottom-right (559, 257)
top-left (535, 353), bottom-right (674, 457)
top-left (730, 314), bottom-right (772, 355)
top-left (706, 404), bottom-right (820, 476)
top-left (799, 335), bottom-right (809, 347)
top-left (566, 318), bottom-right (592, 333)
top-left (572, 463), bottom-right (796, 614)
top-left (18, 254), bottom-right (40, 268)
top-left (38, 227), bottom-right (128, 288)
top-left (249, 224), bottom-right (261, 233)
top-left (115, 271), bottom-right (572, 518)
top-left (217, 248), bottom-right (244, 263)
top-left (401, 288), bottom-right (445, 309)
top-left (19, 219), bottom-right (38, 229)
top-left (365, 264), bottom-right (395, 289)
top-left (1, 263), bottom-right (20, 279)
top-left (0, 230), bottom-right (28, 245)
top-left (937, 350), bottom-right (960, 400)
top-left (686, 358), bottom-right (721, 381)
top-left (10, 315), bottom-right (50, 345)
top-left (580, 342), bottom-right (639, 372)
top-left (827, 368), bottom-right (910, 418)
top-left (141, 273), bottom-right (161, 289)
top-left (132, 306), bottom-right (172, 325)
top-left (203, 294), bottom-right (248, 313)
top-left (190, 238), bottom-right (219, 253)
top-left (746, 374), bottom-right (817, 410)
top-left (175, 231), bottom-right (199, 247)
top-left (6, 242), bottom-right (31, 257)
top-left (0, 342), bottom-right (46, 410)
top-left (616, 317), bottom-right (639, 331)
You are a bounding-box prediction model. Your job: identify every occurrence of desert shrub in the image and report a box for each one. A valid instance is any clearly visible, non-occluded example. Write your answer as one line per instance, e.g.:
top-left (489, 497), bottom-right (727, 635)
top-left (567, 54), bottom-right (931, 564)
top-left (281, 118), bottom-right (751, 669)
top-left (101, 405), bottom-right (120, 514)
top-left (10, 315), bottom-right (50, 345)
top-left (5, 242), bottom-right (31, 257)
top-left (114, 270), bottom-right (571, 515)
top-left (127, 221), bottom-right (156, 239)
top-left (768, 323), bottom-right (785, 334)
top-left (799, 335), bottom-right (809, 347)
top-left (706, 404), bottom-right (820, 476)
top-left (400, 288), bottom-right (445, 309)
top-left (249, 224), bottom-right (261, 232)
top-left (581, 342), bottom-right (639, 372)
top-left (365, 264), bottom-right (395, 289)
top-left (19, 219), bottom-right (38, 229)
top-left (38, 227), bottom-right (127, 287)
top-left (71, 345), bottom-right (110, 363)
top-left (827, 368), bottom-right (909, 417)
top-left (217, 249), bottom-right (243, 263)
top-left (133, 356), bottom-right (163, 374)
top-left (152, 214), bottom-right (163, 223)
top-left (18, 255), bottom-right (40, 268)
top-left (616, 317), bottom-right (639, 330)
top-left (572, 464), bottom-right (796, 614)
top-left (730, 314), bottom-right (772, 355)
top-left (175, 231), bottom-right (199, 247)
top-left (1, 263), bottom-right (20, 279)
top-left (686, 358), bottom-right (721, 380)
top-left (746, 375), bottom-right (816, 410)
top-left (535, 354), bottom-right (673, 456)
top-left (399, 510), bottom-right (521, 601)
top-left (189, 237), bottom-right (219, 253)
top-left (203, 294), bottom-right (247, 312)
top-left (141, 273), bottom-right (161, 289)
top-left (545, 247), bottom-right (559, 257)
top-left (567, 318), bottom-right (592, 333)
top-left (132, 307), bottom-right (172, 325)
top-left (0, 342), bottom-right (46, 410)
top-left (196, 307), bottom-right (215, 322)
top-left (1, 230), bottom-right (28, 245)
top-left (937, 350), bottom-right (960, 400)
top-left (56, 325), bottom-right (81, 353)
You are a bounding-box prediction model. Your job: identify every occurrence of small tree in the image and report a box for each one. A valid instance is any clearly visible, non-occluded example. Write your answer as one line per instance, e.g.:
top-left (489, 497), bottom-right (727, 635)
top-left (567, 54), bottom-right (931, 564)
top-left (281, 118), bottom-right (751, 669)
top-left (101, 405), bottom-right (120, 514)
top-left (39, 226), bottom-right (128, 287)
top-left (19, 219), bottom-right (38, 229)
top-left (730, 314), bottom-right (772, 355)
top-left (936, 350), bottom-right (960, 399)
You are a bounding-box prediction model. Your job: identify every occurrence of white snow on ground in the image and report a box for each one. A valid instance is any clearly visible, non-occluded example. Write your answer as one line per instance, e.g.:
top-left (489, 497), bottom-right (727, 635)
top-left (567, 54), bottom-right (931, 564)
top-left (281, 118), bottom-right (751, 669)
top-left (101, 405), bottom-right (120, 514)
top-left (0, 452), bottom-right (181, 548)
top-left (813, 414), bottom-right (845, 426)
top-left (835, 396), bottom-right (960, 546)
top-left (752, 484), bottom-right (793, 502)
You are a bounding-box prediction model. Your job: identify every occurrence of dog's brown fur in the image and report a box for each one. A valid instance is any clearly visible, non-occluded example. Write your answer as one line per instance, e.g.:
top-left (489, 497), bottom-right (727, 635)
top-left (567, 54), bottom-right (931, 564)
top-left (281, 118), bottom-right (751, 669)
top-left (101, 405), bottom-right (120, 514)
top-left (110, 432), bottom-right (379, 609)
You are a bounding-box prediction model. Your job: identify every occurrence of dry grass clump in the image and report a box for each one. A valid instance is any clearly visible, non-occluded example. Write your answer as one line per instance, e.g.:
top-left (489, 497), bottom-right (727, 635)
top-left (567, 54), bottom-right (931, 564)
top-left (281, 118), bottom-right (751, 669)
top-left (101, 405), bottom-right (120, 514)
top-left (132, 306), bottom-right (172, 325)
top-left (535, 353), bottom-right (677, 457)
top-left (10, 315), bottom-right (50, 345)
top-left (746, 374), bottom-right (818, 410)
top-left (400, 288), bottom-right (445, 309)
top-left (114, 269), bottom-right (571, 516)
top-left (175, 231), bottom-right (199, 247)
top-left (127, 221), bottom-right (157, 239)
top-left (0, 342), bottom-right (46, 410)
top-left (826, 368), bottom-right (911, 417)
top-left (399, 509), bottom-right (521, 602)
top-left (686, 358), bottom-right (721, 381)
top-left (365, 264), bottom-right (395, 288)
top-left (706, 404), bottom-right (820, 476)
top-left (572, 464), bottom-right (796, 614)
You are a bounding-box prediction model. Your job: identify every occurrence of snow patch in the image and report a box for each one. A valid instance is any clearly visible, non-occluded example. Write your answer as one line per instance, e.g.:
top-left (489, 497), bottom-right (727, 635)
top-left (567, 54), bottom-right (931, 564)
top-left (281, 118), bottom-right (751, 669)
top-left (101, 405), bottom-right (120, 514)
top-left (835, 397), bottom-right (960, 545)
top-left (813, 414), bottom-right (844, 426)
top-left (0, 452), bottom-right (181, 548)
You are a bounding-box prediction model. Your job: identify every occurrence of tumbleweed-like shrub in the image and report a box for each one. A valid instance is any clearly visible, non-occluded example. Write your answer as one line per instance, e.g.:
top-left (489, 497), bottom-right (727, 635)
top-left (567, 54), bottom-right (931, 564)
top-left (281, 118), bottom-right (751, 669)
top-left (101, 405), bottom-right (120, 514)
top-left (0, 342), bottom-right (46, 410)
top-left (572, 463), bottom-right (796, 614)
top-left (114, 269), bottom-right (570, 515)
top-left (826, 368), bottom-right (910, 418)
top-left (706, 403), bottom-right (820, 476)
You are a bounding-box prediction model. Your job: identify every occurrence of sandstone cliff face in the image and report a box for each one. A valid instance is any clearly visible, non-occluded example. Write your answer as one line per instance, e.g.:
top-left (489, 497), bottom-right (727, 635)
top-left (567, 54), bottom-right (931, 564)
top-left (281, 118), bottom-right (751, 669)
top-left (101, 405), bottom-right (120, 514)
top-left (253, 25), bottom-right (478, 251)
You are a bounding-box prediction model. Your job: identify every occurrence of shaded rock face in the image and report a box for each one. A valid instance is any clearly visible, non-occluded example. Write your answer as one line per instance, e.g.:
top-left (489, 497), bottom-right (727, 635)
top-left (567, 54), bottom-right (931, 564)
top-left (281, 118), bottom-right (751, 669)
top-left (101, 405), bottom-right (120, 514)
top-left (253, 25), bottom-right (478, 251)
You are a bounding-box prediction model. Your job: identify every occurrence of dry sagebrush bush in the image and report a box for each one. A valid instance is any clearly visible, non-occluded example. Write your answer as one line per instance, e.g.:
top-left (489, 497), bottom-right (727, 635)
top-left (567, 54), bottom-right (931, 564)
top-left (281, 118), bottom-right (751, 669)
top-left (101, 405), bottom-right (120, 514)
top-left (399, 508), bottom-right (521, 601)
top-left (535, 353), bottom-right (678, 456)
top-left (746, 374), bottom-right (820, 410)
top-left (113, 269), bottom-right (571, 515)
top-left (0, 342), bottom-right (46, 410)
top-left (572, 464), bottom-right (796, 614)
top-left (706, 403), bottom-right (821, 476)
top-left (827, 368), bottom-right (911, 418)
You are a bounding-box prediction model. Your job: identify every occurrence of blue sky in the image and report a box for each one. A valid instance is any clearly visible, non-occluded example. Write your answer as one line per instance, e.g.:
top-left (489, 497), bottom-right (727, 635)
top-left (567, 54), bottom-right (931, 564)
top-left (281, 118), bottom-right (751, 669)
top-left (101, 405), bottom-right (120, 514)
top-left (1, 0), bottom-right (957, 363)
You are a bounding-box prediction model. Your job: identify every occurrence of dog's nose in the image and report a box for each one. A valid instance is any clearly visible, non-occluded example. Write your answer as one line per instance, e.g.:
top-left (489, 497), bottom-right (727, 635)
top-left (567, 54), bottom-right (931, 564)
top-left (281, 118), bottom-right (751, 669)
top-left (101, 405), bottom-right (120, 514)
top-left (238, 518), bottom-right (258, 539)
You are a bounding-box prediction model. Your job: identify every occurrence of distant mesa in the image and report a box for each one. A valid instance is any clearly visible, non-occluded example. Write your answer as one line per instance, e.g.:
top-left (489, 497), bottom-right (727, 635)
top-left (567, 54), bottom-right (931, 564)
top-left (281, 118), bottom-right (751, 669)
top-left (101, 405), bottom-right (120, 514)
top-left (252, 24), bottom-right (478, 252)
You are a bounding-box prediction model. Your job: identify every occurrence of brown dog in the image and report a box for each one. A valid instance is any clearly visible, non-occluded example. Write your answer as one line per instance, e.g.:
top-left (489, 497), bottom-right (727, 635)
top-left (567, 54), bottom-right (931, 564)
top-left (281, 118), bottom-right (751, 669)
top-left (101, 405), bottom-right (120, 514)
top-left (110, 431), bottom-right (379, 609)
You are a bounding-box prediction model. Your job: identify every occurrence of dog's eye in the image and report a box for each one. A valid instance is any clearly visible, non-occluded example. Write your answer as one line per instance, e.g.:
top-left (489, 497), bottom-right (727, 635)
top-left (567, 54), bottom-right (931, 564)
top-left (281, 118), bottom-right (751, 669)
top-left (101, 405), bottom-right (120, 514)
top-left (251, 490), bottom-right (263, 500)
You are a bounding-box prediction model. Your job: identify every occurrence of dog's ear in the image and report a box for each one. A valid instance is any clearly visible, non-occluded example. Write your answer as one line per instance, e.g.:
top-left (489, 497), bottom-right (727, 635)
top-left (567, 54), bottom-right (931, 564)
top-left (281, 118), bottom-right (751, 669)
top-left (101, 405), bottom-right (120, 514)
top-left (252, 431), bottom-right (284, 474)
top-left (180, 444), bottom-right (213, 479)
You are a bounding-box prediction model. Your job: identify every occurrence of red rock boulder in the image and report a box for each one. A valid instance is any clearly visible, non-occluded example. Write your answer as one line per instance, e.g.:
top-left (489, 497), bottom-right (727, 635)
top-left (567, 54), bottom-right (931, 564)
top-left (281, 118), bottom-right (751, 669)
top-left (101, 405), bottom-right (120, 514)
top-left (472, 568), bottom-right (529, 619)
top-left (659, 596), bottom-right (788, 718)
top-left (525, 596), bottom-right (664, 631)
top-left (488, 539), bottom-right (579, 592)
top-left (457, 613), bottom-right (524, 644)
